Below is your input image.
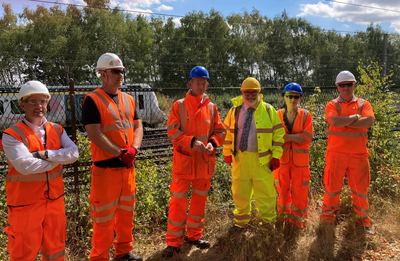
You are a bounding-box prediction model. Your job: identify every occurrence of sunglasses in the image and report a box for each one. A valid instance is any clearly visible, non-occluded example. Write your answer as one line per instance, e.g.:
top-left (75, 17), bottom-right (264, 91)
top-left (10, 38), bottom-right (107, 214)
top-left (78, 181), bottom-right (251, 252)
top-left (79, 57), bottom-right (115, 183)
top-left (108, 69), bottom-right (124, 75)
top-left (338, 83), bottom-right (354, 88)
top-left (242, 91), bottom-right (259, 96)
top-left (285, 95), bottom-right (300, 100)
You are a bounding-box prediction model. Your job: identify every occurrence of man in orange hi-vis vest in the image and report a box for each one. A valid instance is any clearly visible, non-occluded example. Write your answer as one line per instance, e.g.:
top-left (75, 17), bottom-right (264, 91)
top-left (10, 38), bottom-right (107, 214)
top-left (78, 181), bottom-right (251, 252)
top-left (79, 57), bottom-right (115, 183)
top-left (82, 53), bottom-right (143, 261)
top-left (322, 70), bottom-right (375, 234)
top-left (162, 66), bottom-right (226, 258)
top-left (1, 81), bottom-right (78, 261)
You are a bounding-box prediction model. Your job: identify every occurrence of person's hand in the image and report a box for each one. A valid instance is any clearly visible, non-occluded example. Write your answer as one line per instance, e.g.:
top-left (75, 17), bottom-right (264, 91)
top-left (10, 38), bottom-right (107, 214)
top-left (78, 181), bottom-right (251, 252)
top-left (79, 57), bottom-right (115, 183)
top-left (224, 155), bottom-right (232, 166)
top-left (205, 142), bottom-right (214, 155)
top-left (192, 140), bottom-right (206, 152)
top-left (269, 158), bottom-right (280, 171)
top-left (293, 133), bottom-right (307, 144)
top-left (121, 147), bottom-right (138, 168)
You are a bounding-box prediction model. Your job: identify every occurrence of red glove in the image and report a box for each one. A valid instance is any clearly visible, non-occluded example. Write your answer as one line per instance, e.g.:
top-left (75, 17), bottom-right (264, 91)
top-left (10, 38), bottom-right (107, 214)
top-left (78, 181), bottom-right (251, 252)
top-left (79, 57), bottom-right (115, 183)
top-left (269, 158), bottom-right (280, 171)
top-left (224, 155), bottom-right (232, 166)
top-left (121, 147), bottom-right (138, 168)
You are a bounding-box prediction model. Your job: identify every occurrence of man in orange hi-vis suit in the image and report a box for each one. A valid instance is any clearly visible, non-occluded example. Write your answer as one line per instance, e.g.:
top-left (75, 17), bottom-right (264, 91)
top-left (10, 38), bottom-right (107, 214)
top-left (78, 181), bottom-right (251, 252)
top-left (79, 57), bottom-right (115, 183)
top-left (322, 70), bottom-right (375, 234)
top-left (162, 66), bottom-right (226, 258)
top-left (82, 53), bottom-right (143, 261)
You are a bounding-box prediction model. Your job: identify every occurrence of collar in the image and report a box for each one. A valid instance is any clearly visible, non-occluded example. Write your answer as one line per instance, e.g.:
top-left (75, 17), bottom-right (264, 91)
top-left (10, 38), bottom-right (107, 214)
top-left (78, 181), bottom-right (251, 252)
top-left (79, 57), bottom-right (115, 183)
top-left (23, 117), bottom-right (47, 131)
top-left (338, 95), bottom-right (357, 103)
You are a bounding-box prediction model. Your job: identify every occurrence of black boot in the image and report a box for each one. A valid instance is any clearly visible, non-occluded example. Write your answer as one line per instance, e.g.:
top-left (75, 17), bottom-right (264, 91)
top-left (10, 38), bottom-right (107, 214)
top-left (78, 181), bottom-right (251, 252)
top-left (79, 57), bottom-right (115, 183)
top-left (162, 246), bottom-right (180, 258)
top-left (114, 252), bottom-right (143, 261)
top-left (188, 238), bottom-right (211, 249)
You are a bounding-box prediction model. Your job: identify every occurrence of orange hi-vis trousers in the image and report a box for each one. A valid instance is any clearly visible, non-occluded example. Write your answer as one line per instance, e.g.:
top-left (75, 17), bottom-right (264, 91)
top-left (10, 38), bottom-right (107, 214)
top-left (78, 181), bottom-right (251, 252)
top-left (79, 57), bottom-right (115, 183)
top-left (274, 159), bottom-right (310, 229)
top-left (4, 194), bottom-right (66, 261)
top-left (322, 151), bottom-right (371, 227)
top-left (89, 166), bottom-right (137, 261)
top-left (166, 178), bottom-right (211, 248)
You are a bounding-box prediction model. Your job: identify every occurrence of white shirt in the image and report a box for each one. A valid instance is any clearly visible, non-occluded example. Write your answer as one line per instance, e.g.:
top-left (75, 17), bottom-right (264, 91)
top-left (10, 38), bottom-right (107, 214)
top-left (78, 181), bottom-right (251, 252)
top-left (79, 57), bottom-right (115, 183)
top-left (235, 103), bottom-right (258, 153)
top-left (2, 117), bottom-right (79, 175)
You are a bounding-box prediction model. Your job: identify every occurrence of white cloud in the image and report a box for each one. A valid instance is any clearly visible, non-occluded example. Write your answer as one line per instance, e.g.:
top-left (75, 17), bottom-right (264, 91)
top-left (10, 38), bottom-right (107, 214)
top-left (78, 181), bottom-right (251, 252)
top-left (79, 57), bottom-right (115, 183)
top-left (298, 0), bottom-right (400, 32)
top-left (172, 17), bottom-right (181, 27)
top-left (156, 4), bottom-right (173, 11)
top-left (343, 24), bottom-right (350, 28)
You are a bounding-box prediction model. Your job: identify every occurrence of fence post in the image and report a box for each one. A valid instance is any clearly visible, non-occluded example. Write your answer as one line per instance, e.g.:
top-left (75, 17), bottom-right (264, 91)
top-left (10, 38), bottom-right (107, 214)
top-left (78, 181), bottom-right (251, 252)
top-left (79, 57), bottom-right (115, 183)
top-left (69, 79), bottom-right (80, 211)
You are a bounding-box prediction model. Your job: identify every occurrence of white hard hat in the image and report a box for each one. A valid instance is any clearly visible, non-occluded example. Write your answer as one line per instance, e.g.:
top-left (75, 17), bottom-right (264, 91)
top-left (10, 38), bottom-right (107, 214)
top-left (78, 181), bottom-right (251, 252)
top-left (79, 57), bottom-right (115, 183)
top-left (336, 71), bottom-right (356, 83)
top-left (18, 80), bottom-right (51, 100)
top-left (96, 53), bottom-right (124, 72)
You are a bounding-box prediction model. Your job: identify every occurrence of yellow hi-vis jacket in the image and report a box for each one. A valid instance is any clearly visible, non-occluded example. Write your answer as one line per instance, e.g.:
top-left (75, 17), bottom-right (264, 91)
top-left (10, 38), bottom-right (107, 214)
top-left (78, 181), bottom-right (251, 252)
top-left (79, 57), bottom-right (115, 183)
top-left (223, 94), bottom-right (285, 166)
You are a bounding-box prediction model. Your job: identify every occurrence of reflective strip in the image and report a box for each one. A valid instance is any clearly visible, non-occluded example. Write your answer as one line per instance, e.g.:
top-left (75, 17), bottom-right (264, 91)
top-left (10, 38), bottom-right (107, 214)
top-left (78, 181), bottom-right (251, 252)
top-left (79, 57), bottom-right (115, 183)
top-left (188, 213), bottom-right (205, 221)
top-left (328, 131), bottom-right (367, 137)
top-left (353, 204), bottom-right (368, 213)
top-left (209, 102), bottom-right (214, 139)
top-left (293, 149), bottom-right (309, 154)
top-left (333, 99), bottom-right (341, 116)
top-left (283, 147), bottom-right (289, 152)
top-left (291, 214), bottom-right (306, 221)
top-left (90, 198), bottom-right (119, 213)
top-left (41, 249), bottom-right (65, 261)
top-left (273, 123), bottom-right (284, 130)
top-left (92, 209), bottom-right (116, 223)
top-left (101, 124), bottom-right (120, 133)
top-left (359, 98), bottom-right (365, 114)
top-left (167, 228), bottom-right (184, 237)
top-left (172, 178), bottom-right (179, 182)
top-left (303, 110), bottom-right (309, 128)
top-left (224, 140), bottom-right (233, 145)
top-left (171, 191), bottom-right (188, 198)
top-left (322, 209), bottom-right (336, 215)
top-left (257, 128), bottom-right (273, 134)
top-left (120, 193), bottom-right (136, 202)
top-left (117, 203), bottom-right (136, 212)
top-left (259, 150), bottom-right (272, 158)
top-left (303, 180), bottom-right (309, 186)
top-left (9, 125), bottom-right (29, 148)
top-left (6, 168), bottom-right (62, 183)
top-left (234, 214), bottom-right (251, 220)
top-left (217, 132), bottom-right (226, 140)
top-left (168, 130), bottom-right (184, 141)
top-left (49, 122), bottom-right (62, 139)
top-left (121, 92), bottom-right (131, 127)
top-left (292, 205), bottom-right (308, 214)
top-left (223, 123), bottom-right (234, 133)
top-left (167, 123), bottom-right (180, 131)
top-left (178, 99), bottom-right (185, 132)
top-left (302, 130), bottom-right (313, 140)
top-left (323, 203), bottom-right (340, 210)
top-left (277, 203), bottom-right (291, 211)
top-left (168, 218), bottom-right (186, 227)
top-left (192, 188), bottom-right (208, 196)
top-left (324, 189), bottom-right (341, 197)
top-left (272, 141), bottom-right (284, 147)
top-left (196, 134), bottom-right (209, 142)
top-left (214, 128), bottom-right (226, 132)
top-left (124, 122), bottom-right (135, 129)
top-left (187, 222), bottom-right (204, 228)
top-left (351, 189), bottom-right (368, 199)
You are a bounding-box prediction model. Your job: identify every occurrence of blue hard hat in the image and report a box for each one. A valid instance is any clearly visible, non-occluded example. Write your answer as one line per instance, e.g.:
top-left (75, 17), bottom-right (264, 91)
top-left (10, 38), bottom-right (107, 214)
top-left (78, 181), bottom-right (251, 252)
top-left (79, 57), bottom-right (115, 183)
top-left (189, 66), bottom-right (210, 81)
top-left (282, 82), bottom-right (302, 96)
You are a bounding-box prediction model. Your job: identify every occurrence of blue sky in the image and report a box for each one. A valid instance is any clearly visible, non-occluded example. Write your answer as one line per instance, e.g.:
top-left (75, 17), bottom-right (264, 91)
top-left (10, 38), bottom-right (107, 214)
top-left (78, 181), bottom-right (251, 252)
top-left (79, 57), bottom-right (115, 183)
top-left (3, 0), bottom-right (400, 33)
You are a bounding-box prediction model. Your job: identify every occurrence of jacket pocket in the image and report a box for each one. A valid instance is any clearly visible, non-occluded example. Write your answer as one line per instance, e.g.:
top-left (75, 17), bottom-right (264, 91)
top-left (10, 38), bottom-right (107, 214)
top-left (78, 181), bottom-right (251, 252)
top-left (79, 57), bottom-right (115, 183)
top-left (4, 226), bottom-right (23, 255)
top-left (205, 152), bottom-right (216, 178)
top-left (172, 150), bottom-right (192, 177)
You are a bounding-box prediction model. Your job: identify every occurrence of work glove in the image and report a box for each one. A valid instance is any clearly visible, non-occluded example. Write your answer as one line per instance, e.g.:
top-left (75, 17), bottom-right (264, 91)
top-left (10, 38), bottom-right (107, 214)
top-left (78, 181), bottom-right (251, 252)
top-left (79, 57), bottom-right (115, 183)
top-left (224, 155), bottom-right (232, 166)
top-left (120, 147), bottom-right (138, 168)
top-left (269, 158), bottom-right (280, 171)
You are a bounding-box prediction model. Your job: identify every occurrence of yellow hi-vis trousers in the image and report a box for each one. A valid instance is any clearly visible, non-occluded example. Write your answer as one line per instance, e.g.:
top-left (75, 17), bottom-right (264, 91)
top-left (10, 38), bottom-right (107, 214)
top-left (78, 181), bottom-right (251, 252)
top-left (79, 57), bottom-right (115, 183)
top-left (232, 151), bottom-right (276, 227)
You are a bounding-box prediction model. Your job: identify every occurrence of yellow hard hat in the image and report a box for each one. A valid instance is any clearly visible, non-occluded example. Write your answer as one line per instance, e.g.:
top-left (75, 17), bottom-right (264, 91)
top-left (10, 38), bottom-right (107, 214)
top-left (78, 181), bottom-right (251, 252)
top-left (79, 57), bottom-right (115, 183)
top-left (241, 77), bottom-right (261, 91)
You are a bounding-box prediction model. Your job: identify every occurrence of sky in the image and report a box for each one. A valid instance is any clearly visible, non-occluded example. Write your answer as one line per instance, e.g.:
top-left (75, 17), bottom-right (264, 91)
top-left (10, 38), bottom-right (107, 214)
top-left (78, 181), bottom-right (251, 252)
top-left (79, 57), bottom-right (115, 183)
top-left (2, 0), bottom-right (400, 34)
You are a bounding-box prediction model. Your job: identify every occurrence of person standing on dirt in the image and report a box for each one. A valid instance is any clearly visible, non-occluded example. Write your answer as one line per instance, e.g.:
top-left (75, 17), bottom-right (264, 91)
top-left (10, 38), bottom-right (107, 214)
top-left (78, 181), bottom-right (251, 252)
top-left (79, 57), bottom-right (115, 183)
top-left (321, 70), bottom-right (375, 233)
top-left (162, 66), bottom-right (226, 258)
top-left (1, 80), bottom-right (78, 261)
top-left (82, 53), bottom-right (143, 261)
top-left (273, 83), bottom-right (313, 229)
top-left (223, 77), bottom-right (285, 231)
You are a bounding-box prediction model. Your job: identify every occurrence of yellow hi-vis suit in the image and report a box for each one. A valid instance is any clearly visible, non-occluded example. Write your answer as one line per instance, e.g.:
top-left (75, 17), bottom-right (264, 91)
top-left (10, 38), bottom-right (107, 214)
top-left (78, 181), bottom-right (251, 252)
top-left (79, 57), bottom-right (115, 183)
top-left (223, 95), bottom-right (285, 227)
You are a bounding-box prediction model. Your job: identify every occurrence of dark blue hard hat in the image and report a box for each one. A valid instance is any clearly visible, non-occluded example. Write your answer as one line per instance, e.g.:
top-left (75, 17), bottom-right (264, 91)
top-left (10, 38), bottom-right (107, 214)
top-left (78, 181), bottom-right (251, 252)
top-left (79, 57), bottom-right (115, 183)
top-left (189, 66), bottom-right (210, 81)
top-left (282, 82), bottom-right (302, 96)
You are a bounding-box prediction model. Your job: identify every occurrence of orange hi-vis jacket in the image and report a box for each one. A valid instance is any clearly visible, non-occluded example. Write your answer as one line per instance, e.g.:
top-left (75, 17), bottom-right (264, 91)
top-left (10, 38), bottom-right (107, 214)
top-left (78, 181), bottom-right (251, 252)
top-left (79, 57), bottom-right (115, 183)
top-left (326, 96), bottom-right (375, 154)
top-left (86, 88), bottom-right (136, 162)
top-left (3, 121), bottom-right (63, 207)
top-left (167, 90), bottom-right (226, 179)
top-left (278, 108), bottom-right (313, 167)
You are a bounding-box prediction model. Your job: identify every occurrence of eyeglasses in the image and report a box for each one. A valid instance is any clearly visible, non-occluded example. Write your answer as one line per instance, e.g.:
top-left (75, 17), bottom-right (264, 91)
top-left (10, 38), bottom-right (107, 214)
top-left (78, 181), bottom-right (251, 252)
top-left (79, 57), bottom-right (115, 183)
top-left (242, 91), bottom-right (259, 96)
top-left (338, 83), bottom-right (354, 88)
top-left (285, 95), bottom-right (300, 100)
top-left (108, 69), bottom-right (124, 75)
top-left (23, 99), bottom-right (49, 105)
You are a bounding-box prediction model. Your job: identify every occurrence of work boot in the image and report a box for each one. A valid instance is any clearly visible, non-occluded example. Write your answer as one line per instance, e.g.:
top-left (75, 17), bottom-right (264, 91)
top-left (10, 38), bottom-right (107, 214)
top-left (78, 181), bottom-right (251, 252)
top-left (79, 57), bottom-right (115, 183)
top-left (114, 252), bottom-right (143, 261)
top-left (188, 238), bottom-right (211, 249)
top-left (365, 227), bottom-right (375, 235)
top-left (162, 246), bottom-right (180, 258)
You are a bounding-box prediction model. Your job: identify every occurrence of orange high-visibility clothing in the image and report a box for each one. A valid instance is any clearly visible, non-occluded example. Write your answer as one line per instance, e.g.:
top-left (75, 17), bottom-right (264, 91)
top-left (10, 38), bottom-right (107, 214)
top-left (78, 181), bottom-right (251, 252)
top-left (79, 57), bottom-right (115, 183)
top-left (274, 108), bottom-right (313, 228)
top-left (166, 91), bottom-right (226, 247)
top-left (322, 96), bottom-right (375, 227)
top-left (85, 89), bottom-right (138, 261)
top-left (85, 88), bottom-right (137, 161)
top-left (5, 195), bottom-right (66, 261)
top-left (3, 121), bottom-right (64, 207)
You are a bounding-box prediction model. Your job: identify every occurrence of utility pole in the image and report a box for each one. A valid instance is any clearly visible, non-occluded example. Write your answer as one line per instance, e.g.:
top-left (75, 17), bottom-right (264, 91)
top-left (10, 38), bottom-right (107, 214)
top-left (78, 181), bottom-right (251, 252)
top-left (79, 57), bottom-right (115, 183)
top-left (383, 33), bottom-right (388, 77)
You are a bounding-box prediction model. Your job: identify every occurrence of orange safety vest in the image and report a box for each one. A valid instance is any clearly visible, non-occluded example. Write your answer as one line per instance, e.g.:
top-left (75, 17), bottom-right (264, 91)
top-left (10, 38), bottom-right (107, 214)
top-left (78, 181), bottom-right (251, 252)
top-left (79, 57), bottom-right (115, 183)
top-left (326, 97), bottom-right (372, 154)
top-left (3, 121), bottom-right (64, 207)
top-left (278, 108), bottom-right (313, 167)
top-left (86, 88), bottom-right (136, 162)
top-left (167, 91), bottom-right (226, 179)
